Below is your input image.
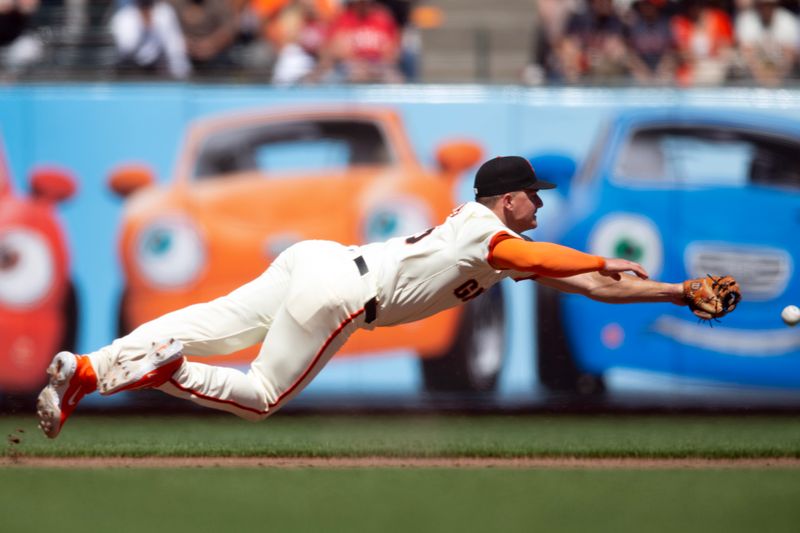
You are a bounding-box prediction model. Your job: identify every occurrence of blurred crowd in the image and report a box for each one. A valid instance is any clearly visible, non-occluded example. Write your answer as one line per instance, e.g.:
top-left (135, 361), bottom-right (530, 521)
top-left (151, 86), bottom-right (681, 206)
top-left (527, 0), bottom-right (800, 87)
top-left (3, 0), bottom-right (800, 86)
top-left (0, 0), bottom-right (428, 83)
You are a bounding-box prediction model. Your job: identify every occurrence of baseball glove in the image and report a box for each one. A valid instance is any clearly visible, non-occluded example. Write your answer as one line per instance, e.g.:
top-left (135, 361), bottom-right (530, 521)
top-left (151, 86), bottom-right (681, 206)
top-left (683, 275), bottom-right (741, 321)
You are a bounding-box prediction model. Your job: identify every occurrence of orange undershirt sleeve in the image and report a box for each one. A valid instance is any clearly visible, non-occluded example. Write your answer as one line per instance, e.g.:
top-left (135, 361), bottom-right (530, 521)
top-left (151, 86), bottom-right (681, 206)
top-left (488, 234), bottom-right (606, 277)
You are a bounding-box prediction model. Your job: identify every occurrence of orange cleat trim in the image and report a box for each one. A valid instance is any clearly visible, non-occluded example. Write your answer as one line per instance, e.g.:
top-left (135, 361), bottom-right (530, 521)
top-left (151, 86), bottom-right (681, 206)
top-left (113, 356), bottom-right (186, 393)
top-left (58, 355), bottom-right (98, 427)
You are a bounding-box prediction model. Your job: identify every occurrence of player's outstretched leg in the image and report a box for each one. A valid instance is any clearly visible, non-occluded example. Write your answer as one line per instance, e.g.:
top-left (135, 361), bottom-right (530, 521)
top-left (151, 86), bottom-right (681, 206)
top-left (37, 352), bottom-right (98, 439)
top-left (36, 339), bottom-right (185, 439)
top-left (97, 338), bottom-right (185, 395)
top-left (156, 277), bottom-right (367, 420)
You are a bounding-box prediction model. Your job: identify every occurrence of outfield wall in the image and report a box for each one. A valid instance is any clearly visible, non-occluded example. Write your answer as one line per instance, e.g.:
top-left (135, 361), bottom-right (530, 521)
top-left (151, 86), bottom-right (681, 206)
top-left (2, 85), bottom-right (799, 405)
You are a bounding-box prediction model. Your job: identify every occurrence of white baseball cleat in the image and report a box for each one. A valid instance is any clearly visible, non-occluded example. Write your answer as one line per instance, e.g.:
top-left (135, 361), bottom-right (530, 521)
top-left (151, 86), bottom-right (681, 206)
top-left (37, 351), bottom-right (98, 439)
top-left (98, 338), bottom-right (185, 395)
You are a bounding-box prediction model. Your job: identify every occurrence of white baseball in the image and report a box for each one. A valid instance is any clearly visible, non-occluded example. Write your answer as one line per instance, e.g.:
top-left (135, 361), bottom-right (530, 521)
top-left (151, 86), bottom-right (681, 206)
top-left (781, 305), bottom-right (800, 327)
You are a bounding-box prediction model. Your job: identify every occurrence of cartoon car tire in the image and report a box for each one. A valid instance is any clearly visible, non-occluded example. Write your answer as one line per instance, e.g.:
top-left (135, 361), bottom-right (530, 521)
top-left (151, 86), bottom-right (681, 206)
top-left (421, 284), bottom-right (505, 393)
top-left (116, 289), bottom-right (130, 338)
top-left (536, 285), bottom-right (605, 396)
top-left (59, 282), bottom-right (79, 353)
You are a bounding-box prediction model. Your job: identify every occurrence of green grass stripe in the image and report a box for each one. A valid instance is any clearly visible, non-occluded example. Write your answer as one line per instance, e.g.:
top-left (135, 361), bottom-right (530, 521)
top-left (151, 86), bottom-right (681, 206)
top-left (1, 468), bottom-right (799, 533)
top-left (3, 414), bottom-right (800, 458)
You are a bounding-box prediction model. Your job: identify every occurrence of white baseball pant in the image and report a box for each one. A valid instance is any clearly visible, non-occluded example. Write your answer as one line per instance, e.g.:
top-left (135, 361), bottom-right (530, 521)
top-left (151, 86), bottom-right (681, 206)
top-left (86, 240), bottom-right (378, 420)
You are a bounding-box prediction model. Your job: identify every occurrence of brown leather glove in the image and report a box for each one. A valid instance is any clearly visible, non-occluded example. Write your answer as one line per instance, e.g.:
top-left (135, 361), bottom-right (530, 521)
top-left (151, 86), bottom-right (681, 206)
top-left (683, 275), bottom-right (741, 321)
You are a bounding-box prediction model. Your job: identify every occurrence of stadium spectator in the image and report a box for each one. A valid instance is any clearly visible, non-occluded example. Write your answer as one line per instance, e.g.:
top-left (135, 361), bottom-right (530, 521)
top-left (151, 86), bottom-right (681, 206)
top-left (0, 0), bottom-right (45, 77)
top-left (377, 0), bottom-right (419, 81)
top-left (733, 0), bottom-right (753, 15)
top-left (625, 0), bottom-right (678, 84)
top-left (110, 0), bottom-right (191, 79)
top-left (238, 0), bottom-right (335, 79)
top-left (557, 0), bottom-right (629, 84)
top-left (523, 0), bottom-right (580, 84)
top-left (270, 0), bottom-right (331, 85)
top-left (59, 0), bottom-right (88, 43)
top-left (229, 0), bottom-right (278, 71)
top-left (671, 0), bottom-right (735, 86)
top-left (735, 0), bottom-right (799, 86)
top-left (230, 0), bottom-right (266, 67)
top-left (169, 0), bottom-right (240, 74)
top-left (313, 0), bottom-right (402, 83)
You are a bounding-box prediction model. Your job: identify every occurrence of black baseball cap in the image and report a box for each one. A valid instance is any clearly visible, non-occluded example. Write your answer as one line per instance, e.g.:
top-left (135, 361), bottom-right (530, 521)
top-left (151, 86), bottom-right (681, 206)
top-left (473, 156), bottom-right (556, 199)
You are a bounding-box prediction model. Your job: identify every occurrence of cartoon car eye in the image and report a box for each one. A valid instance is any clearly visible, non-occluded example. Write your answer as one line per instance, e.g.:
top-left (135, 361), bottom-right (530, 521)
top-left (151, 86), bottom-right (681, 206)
top-left (0, 228), bottom-right (55, 307)
top-left (363, 198), bottom-right (432, 243)
top-left (134, 216), bottom-right (206, 289)
top-left (588, 213), bottom-right (663, 278)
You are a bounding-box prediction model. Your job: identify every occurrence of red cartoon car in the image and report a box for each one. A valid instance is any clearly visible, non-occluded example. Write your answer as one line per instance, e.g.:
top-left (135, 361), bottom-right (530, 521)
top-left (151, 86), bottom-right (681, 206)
top-left (0, 140), bottom-right (78, 394)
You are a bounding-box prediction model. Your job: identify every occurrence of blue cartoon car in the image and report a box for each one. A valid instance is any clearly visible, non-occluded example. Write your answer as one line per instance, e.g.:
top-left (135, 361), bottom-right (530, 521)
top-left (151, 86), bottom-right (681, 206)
top-left (531, 109), bottom-right (800, 395)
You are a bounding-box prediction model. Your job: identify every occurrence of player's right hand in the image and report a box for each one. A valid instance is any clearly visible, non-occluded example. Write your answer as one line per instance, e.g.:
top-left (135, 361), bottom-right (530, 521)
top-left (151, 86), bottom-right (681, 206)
top-left (600, 258), bottom-right (649, 281)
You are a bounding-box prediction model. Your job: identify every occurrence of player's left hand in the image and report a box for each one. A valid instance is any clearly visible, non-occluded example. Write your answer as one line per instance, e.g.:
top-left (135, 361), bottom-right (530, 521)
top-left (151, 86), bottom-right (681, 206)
top-left (683, 275), bottom-right (741, 322)
top-left (600, 258), bottom-right (649, 280)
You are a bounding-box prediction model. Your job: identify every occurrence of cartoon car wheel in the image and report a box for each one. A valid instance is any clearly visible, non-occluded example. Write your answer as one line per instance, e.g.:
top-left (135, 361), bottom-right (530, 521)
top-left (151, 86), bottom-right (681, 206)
top-left (536, 285), bottom-right (605, 396)
top-left (421, 284), bottom-right (505, 393)
top-left (59, 282), bottom-right (79, 354)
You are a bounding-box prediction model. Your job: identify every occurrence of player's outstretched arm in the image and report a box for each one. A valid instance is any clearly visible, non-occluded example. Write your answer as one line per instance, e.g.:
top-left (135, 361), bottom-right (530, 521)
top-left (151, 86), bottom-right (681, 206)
top-left (599, 258), bottom-right (649, 280)
top-left (490, 238), bottom-right (680, 305)
top-left (536, 270), bottom-right (685, 306)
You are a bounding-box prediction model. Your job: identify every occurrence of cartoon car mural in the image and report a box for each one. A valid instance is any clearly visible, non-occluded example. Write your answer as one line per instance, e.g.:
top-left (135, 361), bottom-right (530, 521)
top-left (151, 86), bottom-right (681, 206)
top-left (532, 109), bottom-right (800, 394)
top-left (0, 139), bottom-right (78, 394)
top-left (108, 106), bottom-right (506, 392)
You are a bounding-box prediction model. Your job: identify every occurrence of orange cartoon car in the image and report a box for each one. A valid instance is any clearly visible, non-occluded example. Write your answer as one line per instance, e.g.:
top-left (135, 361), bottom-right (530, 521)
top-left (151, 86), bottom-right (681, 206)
top-left (109, 106), bottom-right (505, 392)
top-left (0, 140), bottom-right (77, 394)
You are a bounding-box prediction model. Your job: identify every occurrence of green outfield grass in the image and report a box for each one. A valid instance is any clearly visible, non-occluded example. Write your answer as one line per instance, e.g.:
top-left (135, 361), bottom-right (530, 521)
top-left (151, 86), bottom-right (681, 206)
top-left (2, 413), bottom-right (800, 458)
top-left (3, 414), bottom-right (800, 533)
top-left (1, 467), bottom-right (799, 533)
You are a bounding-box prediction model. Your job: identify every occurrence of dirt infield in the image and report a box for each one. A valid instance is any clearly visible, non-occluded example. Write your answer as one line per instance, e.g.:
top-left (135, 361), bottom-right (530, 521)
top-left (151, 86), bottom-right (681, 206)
top-left (3, 456), bottom-right (800, 469)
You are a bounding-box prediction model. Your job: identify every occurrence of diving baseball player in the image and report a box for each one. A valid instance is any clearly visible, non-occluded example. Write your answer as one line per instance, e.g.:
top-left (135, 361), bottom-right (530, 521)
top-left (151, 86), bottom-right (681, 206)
top-left (37, 156), bottom-right (739, 437)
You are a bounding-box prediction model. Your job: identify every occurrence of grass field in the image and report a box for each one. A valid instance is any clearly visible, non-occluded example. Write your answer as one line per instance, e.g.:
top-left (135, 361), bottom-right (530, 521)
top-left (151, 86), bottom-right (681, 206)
top-left (3, 413), bottom-right (800, 457)
top-left (2, 413), bottom-right (800, 533)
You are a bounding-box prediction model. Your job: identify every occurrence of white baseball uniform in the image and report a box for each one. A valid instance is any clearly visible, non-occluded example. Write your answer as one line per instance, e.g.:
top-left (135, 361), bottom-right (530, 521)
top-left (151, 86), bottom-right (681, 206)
top-left (86, 202), bottom-right (531, 420)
